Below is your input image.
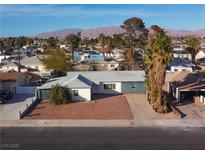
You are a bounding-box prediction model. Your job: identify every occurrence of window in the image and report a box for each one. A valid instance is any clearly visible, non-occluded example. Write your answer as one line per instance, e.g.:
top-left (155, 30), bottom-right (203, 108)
top-left (131, 83), bottom-right (136, 88)
top-left (182, 69), bottom-right (186, 71)
top-left (174, 69), bottom-right (178, 72)
top-left (73, 90), bottom-right (79, 96)
top-left (104, 84), bottom-right (116, 89)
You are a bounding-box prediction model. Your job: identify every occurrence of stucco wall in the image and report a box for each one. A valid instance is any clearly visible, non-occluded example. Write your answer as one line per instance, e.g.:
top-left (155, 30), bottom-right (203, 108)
top-left (171, 66), bottom-right (193, 72)
top-left (69, 88), bottom-right (91, 101)
top-left (98, 82), bottom-right (121, 94)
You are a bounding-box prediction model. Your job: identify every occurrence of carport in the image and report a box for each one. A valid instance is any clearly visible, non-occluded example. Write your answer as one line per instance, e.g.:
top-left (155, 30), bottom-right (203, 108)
top-left (169, 71), bottom-right (205, 104)
top-left (179, 90), bottom-right (205, 103)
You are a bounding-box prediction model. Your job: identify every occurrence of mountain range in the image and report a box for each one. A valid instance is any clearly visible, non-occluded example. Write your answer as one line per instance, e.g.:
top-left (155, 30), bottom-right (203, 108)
top-left (34, 26), bottom-right (205, 38)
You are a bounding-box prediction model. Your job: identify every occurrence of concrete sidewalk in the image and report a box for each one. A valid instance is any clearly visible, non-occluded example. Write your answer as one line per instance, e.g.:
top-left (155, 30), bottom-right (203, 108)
top-left (1, 119), bottom-right (205, 127)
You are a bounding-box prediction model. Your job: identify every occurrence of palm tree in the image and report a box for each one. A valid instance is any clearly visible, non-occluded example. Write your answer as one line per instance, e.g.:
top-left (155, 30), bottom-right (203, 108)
top-left (144, 25), bottom-right (172, 113)
top-left (185, 35), bottom-right (201, 63)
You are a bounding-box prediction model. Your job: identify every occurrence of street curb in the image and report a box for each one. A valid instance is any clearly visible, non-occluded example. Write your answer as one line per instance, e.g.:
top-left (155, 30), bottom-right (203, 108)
top-left (1, 119), bottom-right (205, 127)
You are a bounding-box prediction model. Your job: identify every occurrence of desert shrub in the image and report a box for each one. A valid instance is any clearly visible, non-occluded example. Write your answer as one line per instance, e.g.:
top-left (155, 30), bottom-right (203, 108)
top-left (48, 84), bottom-right (70, 105)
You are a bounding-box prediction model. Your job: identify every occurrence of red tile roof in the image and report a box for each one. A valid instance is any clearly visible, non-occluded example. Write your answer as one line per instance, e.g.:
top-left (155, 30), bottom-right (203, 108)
top-left (0, 72), bottom-right (23, 81)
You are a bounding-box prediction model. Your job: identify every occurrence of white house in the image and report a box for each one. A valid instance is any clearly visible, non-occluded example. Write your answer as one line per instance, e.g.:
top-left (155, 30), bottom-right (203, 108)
top-left (168, 58), bottom-right (196, 72)
top-left (20, 56), bottom-right (45, 74)
top-left (196, 50), bottom-right (205, 60)
top-left (0, 61), bottom-right (27, 72)
top-left (173, 47), bottom-right (192, 61)
top-left (0, 54), bottom-right (10, 63)
top-left (36, 71), bottom-right (145, 102)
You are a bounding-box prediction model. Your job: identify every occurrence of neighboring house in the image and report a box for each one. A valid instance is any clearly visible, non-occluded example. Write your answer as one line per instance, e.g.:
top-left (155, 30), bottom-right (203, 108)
top-left (169, 71), bottom-right (205, 103)
top-left (0, 72), bottom-right (41, 94)
top-left (36, 71), bottom-right (145, 102)
top-left (73, 60), bottom-right (119, 71)
top-left (0, 61), bottom-right (27, 72)
top-left (20, 56), bottom-right (45, 74)
top-left (0, 54), bottom-right (10, 63)
top-left (40, 69), bottom-right (55, 79)
top-left (81, 50), bottom-right (104, 62)
top-left (90, 60), bottom-right (119, 71)
top-left (112, 48), bottom-right (124, 61)
top-left (168, 58), bottom-right (196, 72)
top-left (72, 51), bottom-right (80, 62)
top-left (196, 50), bottom-right (205, 60)
top-left (173, 47), bottom-right (192, 61)
top-left (20, 48), bottom-right (37, 57)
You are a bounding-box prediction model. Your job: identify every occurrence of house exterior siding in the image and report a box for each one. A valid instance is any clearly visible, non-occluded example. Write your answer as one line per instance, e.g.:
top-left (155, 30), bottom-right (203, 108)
top-left (121, 82), bottom-right (145, 93)
top-left (37, 88), bottom-right (91, 102)
top-left (98, 82), bottom-right (121, 94)
top-left (69, 88), bottom-right (91, 101)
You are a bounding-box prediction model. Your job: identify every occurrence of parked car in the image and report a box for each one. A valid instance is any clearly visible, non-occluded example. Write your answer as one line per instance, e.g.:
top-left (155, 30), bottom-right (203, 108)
top-left (0, 90), bottom-right (12, 104)
top-left (0, 96), bottom-right (6, 104)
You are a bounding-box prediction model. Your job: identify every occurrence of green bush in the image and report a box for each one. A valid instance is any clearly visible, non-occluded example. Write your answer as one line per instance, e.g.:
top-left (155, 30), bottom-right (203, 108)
top-left (48, 84), bottom-right (70, 105)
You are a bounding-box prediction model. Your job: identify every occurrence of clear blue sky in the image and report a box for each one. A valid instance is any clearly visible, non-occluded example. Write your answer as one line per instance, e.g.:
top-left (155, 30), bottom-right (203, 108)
top-left (0, 4), bottom-right (205, 37)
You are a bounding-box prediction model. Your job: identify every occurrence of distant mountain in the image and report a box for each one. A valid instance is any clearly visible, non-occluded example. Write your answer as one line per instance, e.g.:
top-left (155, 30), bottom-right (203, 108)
top-left (81, 26), bottom-right (125, 38)
top-left (34, 26), bottom-right (205, 38)
top-left (166, 29), bottom-right (205, 37)
top-left (34, 28), bottom-right (81, 38)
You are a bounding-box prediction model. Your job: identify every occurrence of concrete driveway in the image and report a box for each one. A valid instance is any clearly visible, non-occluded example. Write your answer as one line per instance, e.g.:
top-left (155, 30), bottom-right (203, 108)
top-left (125, 93), bottom-right (176, 120)
top-left (0, 94), bottom-right (35, 120)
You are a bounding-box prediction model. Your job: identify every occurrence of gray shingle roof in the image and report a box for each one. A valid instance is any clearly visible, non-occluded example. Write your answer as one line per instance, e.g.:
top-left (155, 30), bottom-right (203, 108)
top-left (38, 71), bottom-right (145, 89)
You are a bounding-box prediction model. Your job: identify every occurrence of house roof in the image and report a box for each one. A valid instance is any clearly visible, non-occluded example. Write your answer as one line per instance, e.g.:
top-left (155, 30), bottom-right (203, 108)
top-left (0, 72), bottom-right (23, 81)
top-left (20, 56), bottom-right (43, 66)
top-left (38, 71), bottom-right (145, 90)
top-left (169, 58), bottom-right (195, 67)
top-left (170, 71), bottom-right (205, 90)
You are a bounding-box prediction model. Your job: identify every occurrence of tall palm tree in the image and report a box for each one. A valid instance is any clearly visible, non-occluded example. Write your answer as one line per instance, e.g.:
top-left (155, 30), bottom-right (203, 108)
top-left (185, 35), bottom-right (201, 63)
top-left (144, 25), bottom-right (172, 113)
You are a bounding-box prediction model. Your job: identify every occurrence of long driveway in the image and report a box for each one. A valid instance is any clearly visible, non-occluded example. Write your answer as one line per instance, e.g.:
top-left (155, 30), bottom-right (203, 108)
top-left (0, 94), bottom-right (35, 120)
top-left (1, 126), bottom-right (205, 150)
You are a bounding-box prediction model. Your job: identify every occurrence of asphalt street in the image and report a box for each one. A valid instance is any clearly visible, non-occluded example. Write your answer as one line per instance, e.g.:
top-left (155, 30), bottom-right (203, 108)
top-left (1, 126), bottom-right (205, 150)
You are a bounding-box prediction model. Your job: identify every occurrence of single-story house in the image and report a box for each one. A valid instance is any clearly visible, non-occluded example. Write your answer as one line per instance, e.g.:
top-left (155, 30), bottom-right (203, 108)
top-left (0, 72), bottom-right (41, 94)
top-left (0, 61), bottom-right (27, 72)
top-left (20, 56), bottom-right (46, 74)
top-left (36, 71), bottom-right (145, 102)
top-left (169, 71), bottom-right (205, 103)
top-left (168, 58), bottom-right (196, 72)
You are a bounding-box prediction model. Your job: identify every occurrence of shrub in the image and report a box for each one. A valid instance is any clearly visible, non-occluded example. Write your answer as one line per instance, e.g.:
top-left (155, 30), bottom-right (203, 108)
top-left (48, 84), bottom-right (70, 105)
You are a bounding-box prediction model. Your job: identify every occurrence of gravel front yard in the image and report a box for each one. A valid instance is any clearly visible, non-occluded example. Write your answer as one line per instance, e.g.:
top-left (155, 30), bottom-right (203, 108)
top-left (24, 95), bottom-right (134, 120)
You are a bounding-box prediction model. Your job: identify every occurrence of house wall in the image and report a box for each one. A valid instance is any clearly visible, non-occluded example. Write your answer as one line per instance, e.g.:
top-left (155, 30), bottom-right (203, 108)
top-left (121, 82), bottom-right (145, 93)
top-left (69, 88), bottom-right (91, 101)
top-left (173, 53), bottom-right (192, 60)
top-left (171, 66), bottom-right (193, 72)
top-left (0, 81), bottom-right (16, 94)
top-left (38, 88), bottom-right (91, 102)
top-left (98, 82), bottom-right (122, 94)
